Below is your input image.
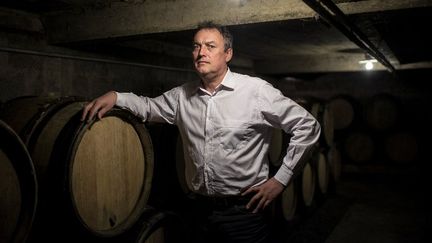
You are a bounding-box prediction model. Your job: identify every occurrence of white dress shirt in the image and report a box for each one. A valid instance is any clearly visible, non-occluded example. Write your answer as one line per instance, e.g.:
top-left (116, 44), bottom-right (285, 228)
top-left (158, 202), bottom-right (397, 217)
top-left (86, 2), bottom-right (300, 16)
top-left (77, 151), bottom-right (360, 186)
top-left (116, 69), bottom-right (320, 196)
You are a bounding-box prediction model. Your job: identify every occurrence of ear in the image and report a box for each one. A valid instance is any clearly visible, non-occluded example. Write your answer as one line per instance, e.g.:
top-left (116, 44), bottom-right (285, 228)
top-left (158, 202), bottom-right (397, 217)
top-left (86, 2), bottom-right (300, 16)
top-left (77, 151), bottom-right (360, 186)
top-left (225, 48), bottom-right (233, 63)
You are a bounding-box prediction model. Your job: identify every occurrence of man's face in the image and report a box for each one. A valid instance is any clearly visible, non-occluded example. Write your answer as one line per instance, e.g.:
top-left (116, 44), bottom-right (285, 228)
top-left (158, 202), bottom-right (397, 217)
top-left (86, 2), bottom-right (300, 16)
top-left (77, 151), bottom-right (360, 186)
top-left (192, 28), bottom-right (232, 78)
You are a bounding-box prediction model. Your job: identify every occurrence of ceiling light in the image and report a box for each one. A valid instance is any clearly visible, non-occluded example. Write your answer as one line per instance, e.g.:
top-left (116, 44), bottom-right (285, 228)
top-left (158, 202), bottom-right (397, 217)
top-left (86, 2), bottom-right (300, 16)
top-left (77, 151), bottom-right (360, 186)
top-left (359, 54), bottom-right (378, 70)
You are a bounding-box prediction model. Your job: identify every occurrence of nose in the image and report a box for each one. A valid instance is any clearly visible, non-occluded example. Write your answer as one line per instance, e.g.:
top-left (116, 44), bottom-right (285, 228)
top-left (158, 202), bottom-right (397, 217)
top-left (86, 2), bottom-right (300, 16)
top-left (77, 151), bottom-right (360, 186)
top-left (197, 45), bottom-right (207, 57)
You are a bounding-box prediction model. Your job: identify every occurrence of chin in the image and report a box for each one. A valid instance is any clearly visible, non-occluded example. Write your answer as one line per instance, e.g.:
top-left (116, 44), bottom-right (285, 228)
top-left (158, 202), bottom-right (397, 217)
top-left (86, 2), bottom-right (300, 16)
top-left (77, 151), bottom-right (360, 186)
top-left (195, 67), bottom-right (208, 74)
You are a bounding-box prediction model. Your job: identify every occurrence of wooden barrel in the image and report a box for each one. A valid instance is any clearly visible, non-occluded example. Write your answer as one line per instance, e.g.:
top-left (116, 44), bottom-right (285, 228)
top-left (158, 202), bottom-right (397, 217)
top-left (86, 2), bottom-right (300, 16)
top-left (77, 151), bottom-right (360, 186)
top-left (269, 125), bottom-right (317, 212)
top-left (319, 103), bottom-right (335, 147)
top-left (267, 178), bottom-right (298, 230)
top-left (384, 131), bottom-right (418, 164)
top-left (295, 98), bottom-right (334, 148)
top-left (363, 93), bottom-right (400, 132)
top-left (280, 180), bottom-right (298, 222)
top-left (315, 151), bottom-right (330, 200)
top-left (300, 160), bottom-right (316, 208)
top-left (106, 207), bottom-right (187, 243)
top-left (135, 210), bottom-right (186, 243)
top-left (0, 120), bottom-right (37, 243)
top-left (268, 128), bottom-right (291, 168)
top-left (0, 96), bottom-right (77, 147)
top-left (327, 95), bottom-right (358, 131)
top-left (310, 101), bottom-right (334, 148)
top-left (1, 96), bottom-right (154, 240)
top-left (326, 145), bottom-right (342, 184)
top-left (1, 96), bottom-right (85, 181)
top-left (66, 110), bottom-right (153, 237)
top-left (343, 130), bottom-right (375, 164)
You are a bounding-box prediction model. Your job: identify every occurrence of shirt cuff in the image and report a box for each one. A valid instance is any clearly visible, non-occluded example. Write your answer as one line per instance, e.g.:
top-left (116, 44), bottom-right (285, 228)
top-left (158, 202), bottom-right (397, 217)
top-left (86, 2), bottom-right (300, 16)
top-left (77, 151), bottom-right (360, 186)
top-left (115, 92), bottom-right (127, 107)
top-left (274, 164), bottom-right (293, 186)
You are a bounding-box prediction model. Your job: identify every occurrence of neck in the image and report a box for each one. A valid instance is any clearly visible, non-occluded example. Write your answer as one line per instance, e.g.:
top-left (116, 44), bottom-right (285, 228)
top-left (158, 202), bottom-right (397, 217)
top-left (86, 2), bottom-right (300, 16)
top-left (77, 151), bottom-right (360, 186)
top-left (200, 67), bottom-right (228, 93)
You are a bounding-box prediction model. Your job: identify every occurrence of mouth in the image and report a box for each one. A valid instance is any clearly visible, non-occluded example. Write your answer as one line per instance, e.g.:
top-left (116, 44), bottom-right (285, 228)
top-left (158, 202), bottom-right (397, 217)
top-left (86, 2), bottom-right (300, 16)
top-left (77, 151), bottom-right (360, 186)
top-left (196, 60), bottom-right (209, 65)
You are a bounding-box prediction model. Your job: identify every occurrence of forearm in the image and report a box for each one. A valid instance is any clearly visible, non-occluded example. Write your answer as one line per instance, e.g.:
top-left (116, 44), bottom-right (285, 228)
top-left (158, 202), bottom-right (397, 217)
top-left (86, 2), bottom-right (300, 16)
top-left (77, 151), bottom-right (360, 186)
top-left (115, 92), bottom-right (151, 120)
top-left (116, 91), bottom-right (177, 124)
top-left (274, 116), bottom-right (321, 186)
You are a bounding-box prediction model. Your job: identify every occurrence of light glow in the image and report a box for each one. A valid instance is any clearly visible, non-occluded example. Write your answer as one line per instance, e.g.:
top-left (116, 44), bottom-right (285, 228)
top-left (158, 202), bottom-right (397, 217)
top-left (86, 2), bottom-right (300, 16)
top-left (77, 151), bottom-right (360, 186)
top-left (365, 61), bottom-right (374, 70)
top-left (359, 59), bottom-right (378, 70)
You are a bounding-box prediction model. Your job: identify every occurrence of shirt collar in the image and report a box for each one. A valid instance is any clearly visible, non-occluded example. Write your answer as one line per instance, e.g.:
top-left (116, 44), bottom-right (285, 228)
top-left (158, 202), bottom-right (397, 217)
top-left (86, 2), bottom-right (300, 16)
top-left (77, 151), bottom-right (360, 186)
top-left (196, 68), bottom-right (236, 95)
top-left (220, 68), bottom-right (235, 90)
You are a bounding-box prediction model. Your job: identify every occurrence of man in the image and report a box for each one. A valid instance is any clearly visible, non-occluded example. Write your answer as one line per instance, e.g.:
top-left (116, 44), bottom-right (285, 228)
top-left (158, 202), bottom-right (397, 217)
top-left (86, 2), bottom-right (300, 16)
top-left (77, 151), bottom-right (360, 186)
top-left (82, 21), bottom-right (320, 243)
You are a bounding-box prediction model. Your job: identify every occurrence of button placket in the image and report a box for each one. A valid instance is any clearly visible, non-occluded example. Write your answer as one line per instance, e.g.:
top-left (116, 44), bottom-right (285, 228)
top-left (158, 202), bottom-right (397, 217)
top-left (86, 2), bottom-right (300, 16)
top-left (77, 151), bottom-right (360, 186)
top-left (204, 95), bottom-right (214, 194)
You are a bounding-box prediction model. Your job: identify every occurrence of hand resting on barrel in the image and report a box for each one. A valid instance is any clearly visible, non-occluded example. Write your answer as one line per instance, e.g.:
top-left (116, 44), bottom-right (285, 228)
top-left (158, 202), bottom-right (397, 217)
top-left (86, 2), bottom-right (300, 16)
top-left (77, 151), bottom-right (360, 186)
top-left (81, 91), bottom-right (117, 122)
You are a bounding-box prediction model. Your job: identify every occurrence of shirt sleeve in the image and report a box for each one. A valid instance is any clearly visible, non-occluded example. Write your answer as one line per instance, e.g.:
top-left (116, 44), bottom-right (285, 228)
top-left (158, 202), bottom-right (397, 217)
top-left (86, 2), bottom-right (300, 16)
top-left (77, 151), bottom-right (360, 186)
top-left (115, 87), bottom-right (180, 124)
top-left (259, 82), bottom-right (321, 186)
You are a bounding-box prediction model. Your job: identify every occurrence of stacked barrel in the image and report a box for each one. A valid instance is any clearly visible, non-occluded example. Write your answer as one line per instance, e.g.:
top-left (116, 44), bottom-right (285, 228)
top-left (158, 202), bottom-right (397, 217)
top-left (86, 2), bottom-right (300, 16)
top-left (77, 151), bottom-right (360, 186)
top-left (327, 93), bottom-right (419, 166)
top-left (0, 96), bottom-right (185, 243)
top-left (268, 92), bottom-right (421, 230)
top-left (268, 97), bottom-right (339, 228)
top-left (0, 120), bottom-right (37, 243)
top-left (2, 93), bottom-right (420, 242)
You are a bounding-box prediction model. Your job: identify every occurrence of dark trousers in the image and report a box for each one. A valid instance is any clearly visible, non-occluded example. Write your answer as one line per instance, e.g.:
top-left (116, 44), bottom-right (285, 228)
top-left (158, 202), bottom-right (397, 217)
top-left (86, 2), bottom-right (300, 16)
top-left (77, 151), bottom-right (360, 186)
top-left (180, 195), bottom-right (271, 243)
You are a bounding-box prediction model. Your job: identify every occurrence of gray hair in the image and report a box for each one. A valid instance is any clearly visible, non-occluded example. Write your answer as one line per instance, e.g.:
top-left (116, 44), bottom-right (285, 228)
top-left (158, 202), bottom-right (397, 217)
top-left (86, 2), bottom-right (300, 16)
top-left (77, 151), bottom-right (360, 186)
top-left (194, 21), bottom-right (233, 51)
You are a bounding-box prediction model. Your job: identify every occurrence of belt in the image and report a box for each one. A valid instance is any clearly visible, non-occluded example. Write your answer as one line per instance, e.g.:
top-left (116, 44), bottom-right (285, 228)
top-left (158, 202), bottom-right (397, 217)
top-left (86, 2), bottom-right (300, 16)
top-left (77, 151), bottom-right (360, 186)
top-left (191, 194), bottom-right (251, 208)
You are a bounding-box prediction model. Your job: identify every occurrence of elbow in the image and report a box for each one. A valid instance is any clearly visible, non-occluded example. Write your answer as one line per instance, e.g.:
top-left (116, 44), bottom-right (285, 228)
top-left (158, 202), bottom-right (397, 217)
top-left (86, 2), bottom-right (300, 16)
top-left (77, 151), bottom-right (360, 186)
top-left (315, 118), bottom-right (321, 135)
top-left (311, 117), bottom-right (321, 144)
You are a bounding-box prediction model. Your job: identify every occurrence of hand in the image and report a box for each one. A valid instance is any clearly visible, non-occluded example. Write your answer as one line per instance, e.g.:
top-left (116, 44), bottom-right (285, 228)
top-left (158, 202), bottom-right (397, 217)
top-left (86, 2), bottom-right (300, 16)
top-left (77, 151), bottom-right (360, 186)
top-left (241, 177), bottom-right (284, 213)
top-left (81, 91), bottom-right (117, 122)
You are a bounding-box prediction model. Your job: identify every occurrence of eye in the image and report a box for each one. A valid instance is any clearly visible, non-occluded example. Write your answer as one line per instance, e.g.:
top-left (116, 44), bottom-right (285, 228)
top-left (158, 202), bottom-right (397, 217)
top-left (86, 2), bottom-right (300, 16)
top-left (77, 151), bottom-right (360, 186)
top-left (208, 44), bottom-right (216, 49)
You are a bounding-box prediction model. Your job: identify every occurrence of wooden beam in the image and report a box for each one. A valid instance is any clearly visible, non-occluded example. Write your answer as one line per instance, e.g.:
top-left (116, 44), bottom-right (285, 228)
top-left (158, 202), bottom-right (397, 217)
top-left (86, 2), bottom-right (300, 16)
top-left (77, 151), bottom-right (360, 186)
top-left (337, 0), bottom-right (432, 15)
top-left (43, 0), bottom-right (311, 43)
top-left (43, 0), bottom-right (432, 44)
top-left (257, 58), bottom-right (432, 74)
top-left (253, 54), bottom-right (388, 74)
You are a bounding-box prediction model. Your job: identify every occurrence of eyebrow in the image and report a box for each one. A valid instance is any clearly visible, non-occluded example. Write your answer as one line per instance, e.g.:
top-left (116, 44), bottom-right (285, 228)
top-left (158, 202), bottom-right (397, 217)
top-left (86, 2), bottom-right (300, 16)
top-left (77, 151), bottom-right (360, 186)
top-left (193, 41), bottom-right (217, 45)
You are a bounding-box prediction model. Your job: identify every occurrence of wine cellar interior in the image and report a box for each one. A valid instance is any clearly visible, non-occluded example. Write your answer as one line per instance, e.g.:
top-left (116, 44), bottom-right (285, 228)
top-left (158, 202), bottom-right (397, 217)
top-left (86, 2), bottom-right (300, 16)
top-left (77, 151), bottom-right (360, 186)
top-left (0, 1), bottom-right (430, 242)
